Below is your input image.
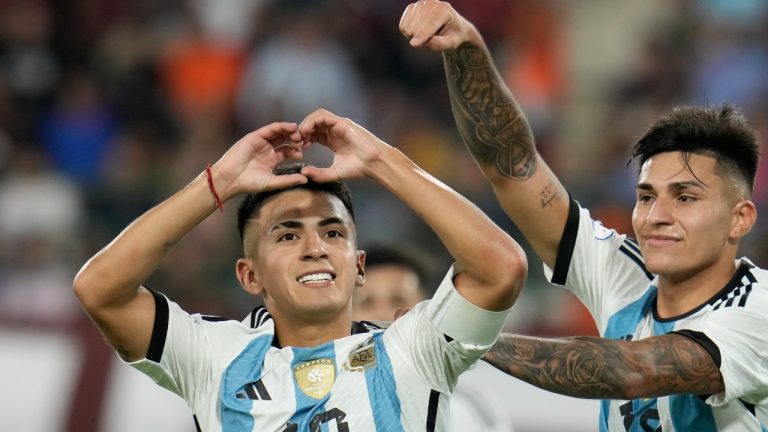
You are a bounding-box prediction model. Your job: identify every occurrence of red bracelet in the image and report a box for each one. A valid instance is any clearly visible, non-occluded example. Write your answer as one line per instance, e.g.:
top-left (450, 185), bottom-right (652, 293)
top-left (205, 164), bottom-right (224, 212)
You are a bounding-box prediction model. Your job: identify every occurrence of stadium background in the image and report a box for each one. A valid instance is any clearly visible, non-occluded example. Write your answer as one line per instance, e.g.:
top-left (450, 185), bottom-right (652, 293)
top-left (1, 0), bottom-right (767, 430)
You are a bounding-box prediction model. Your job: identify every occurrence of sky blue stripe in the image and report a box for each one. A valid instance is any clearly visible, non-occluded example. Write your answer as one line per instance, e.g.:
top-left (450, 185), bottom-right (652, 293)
top-left (289, 342), bottom-right (337, 430)
top-left (668, 394), bottom-right (717, 431)
top-left (602, 287), bottom-right (657, 431)
top-left (220, 334), bottom-right (272, 432)
top-left (599, 399), bottom-right (611, 432)
top-left (603, 286), bottom-right (657, 340)
top-left (365, 333), bottom-right (403, 431)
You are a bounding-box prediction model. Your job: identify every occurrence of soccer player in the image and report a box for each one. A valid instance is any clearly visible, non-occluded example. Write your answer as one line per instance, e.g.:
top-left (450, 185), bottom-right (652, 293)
top-left (401, 1), bottom-right (768, 430)
top-left (73, 108), bottom-right (527, 431)
top-left (350, 244), bottom-right (430, 323)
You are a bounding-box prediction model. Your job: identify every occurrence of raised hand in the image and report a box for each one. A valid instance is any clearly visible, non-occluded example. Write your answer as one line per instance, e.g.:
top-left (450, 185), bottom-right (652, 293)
top-left (298, 109), bottom-right (391, 182)
top-left (211, 122), bottom-right (308, 200)
top-left (399, 0), bottom-right (481, 51)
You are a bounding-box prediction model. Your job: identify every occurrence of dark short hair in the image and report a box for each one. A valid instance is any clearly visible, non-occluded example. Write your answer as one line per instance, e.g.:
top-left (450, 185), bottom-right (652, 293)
top-left (236, 160), bottom-right (355, 240)
top-left (363, 244), bottom-right (432, 295)
top-left (629, 103), bottom-right (761, 194)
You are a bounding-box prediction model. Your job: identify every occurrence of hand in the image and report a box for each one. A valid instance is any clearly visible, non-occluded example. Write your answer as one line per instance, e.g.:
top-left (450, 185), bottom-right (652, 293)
top-left (399, 0), bottom-right (480, 51)
top-left (298, 109), bottom-right (390, 182)
top-left (212, 122), bottom-right (308, 200)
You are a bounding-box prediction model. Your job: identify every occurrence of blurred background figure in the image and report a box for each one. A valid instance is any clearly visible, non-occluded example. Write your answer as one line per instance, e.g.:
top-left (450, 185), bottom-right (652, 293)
top-left (351, 243), bottom-right (432, 322)
top-left (1, 0), bottom-right (766, 431)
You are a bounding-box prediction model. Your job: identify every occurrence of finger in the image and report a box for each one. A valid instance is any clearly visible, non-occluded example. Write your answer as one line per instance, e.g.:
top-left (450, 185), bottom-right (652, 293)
top-left (399, 3), bottom-right (416, 38)
top-left (249, 123), bottom-right (299, 146)
top-left (300, 110), bottom-right (340, 139)
top-left (263, 173), bottom-right (307, 191)
top-left (423, 34), bottom-right (457, 51)
top-left (410, 2), bottom-right (447, 47)
top-left (301, 165), bottom-right (340, 183)
top-left (273, 145), bottom-right (303, 161)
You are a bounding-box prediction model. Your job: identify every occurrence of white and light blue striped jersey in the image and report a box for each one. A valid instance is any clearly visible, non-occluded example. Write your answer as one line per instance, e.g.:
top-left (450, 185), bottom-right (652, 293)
top-left (128, 265), bottom-right (509, 431)
top-left (544, 199), bottom-right (768, 431)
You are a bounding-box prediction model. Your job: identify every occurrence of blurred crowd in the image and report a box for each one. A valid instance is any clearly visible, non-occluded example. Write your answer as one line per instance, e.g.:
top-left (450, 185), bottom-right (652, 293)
top-left (1, 0), bottom-right (768, 337)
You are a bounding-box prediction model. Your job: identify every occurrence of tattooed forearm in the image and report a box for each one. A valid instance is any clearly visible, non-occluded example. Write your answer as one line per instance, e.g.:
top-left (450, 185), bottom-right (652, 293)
top-left (484, 334), bottom-right (723, 400)
top-left (444, 44), bottom-right (535, 180)
top-left (539, 179), bottom-right (564, 208)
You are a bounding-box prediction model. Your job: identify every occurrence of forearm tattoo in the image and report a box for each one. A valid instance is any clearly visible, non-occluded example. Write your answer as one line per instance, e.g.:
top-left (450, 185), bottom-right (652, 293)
top-left (484, 334), bottom-right (723, 399)
top-left (444, 44), bottom-right (536, 180)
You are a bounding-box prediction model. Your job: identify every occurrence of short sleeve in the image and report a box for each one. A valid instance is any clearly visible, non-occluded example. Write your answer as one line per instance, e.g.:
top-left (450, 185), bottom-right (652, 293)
top-left (678, 287), bottom-right (768, 406)
top-left (383, 265), bottom-right (511, 393)
top-left (542, 199), bottom-right (654, 331)
top-left (125, 292), bottom-right (214, 412)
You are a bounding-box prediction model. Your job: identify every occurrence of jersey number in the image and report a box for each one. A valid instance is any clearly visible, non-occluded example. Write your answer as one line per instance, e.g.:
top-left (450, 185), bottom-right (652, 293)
top-left (284, 408), bottom-right (349, 432)
top-left (619, 401), bottom-right (661, 432)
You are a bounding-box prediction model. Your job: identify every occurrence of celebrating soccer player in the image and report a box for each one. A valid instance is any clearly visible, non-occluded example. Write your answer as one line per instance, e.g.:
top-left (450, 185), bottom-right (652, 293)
top-left (401, 1), bottom-right (768, 430)
top-left (74, 108), bottom-right (526, 430)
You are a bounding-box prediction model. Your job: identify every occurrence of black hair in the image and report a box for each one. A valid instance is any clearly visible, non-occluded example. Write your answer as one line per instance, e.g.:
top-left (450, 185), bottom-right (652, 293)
top-left (629, 103), bottom-right (761, 195)
top-left (363, 244), bottom-right (432, 295)
top-left (236, 160), bottom-right (355, 240)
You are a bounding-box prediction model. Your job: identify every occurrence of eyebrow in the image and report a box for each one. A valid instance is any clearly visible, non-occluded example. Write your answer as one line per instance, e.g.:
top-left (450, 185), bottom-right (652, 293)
top-left (637, 181), bottom-right (705, 192)
top-left (267, 217), bottom-right (347, 234)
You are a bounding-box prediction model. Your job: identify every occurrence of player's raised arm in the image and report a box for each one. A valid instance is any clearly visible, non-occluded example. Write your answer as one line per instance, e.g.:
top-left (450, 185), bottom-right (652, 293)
top-left (299, 108), bottom-right (526, 311)
top-left (73, 123), bottom-right (306, 361)
top-left (400, 0), bottom-right (568, 268)
top-left (485, 332), bottom-right (724, 399)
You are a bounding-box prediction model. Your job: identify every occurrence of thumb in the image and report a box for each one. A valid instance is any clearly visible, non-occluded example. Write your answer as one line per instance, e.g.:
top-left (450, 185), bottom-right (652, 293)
top-left (301, 165), bottom-right (340, 183)
top-left (423, 35), bottom-right (459, 51)
top-left (263, 173), bottom-right (308, 191)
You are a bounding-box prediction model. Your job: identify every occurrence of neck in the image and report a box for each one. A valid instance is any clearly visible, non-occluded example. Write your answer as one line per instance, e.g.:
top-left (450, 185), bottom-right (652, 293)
top-left (269, 310), bottom-right (352, 348)
top-left (656, 256), bottom-right (738, 318)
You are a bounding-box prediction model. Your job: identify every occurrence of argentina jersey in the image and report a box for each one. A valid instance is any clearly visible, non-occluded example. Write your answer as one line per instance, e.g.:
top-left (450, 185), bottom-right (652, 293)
top-left (544, 199), bottom-right (768, 431)
top-left (128, 265), bottom-right (509, 431)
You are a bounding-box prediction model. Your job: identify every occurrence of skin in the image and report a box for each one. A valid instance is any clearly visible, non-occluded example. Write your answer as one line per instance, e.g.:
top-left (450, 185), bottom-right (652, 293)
top-left (400, 0), bottom-right (756, 400)
top-left (351, 264), bottom-right (425, 322)
top-left (633, 152), bottom-right (755, 317)
top-left (237, 189), bottom-right (365, 346)
top-left (74, 108), bottom-right (526, 362)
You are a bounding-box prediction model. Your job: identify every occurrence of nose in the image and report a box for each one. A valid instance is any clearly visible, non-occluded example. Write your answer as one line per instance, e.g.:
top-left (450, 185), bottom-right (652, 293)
top-left (302, 232), bottom-right (328, 260)
top-left (646, 197), bottom-right (673, 225)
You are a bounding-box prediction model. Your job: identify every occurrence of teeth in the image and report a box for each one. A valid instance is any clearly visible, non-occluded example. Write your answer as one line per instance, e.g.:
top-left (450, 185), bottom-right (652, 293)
top-left (298, 273), bottom-right (332, 283)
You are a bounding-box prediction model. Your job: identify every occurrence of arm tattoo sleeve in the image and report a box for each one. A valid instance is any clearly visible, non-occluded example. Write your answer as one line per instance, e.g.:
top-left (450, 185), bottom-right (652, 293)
top-left (484, 334), bottom-right (724, 399)
top-left (444, 44), bottom-right (536, 180)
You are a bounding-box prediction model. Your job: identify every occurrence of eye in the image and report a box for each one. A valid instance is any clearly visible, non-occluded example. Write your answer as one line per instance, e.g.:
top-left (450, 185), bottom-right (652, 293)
top-left (277, 232), bottom-right (298, 242)
top-left (637, 194), bottom-right (654, 204)
top-left (326, 229), bottom-right (344, 238)
top-left (677, 195), bottom-right (697, 203)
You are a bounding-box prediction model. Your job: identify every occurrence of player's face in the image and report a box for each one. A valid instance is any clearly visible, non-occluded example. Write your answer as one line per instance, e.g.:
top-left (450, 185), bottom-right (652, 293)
top-left (351, 265), bottom-right (425, 322)
top-left (246, 189), bottom-right (364, 324)
top-left (632, 151), bottom-right (736, 282)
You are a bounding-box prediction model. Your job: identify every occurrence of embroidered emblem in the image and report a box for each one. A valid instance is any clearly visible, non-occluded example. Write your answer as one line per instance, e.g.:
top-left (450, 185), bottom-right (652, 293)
top-left (344, 344), bottom-right (377, 372)
top-left (294, 358), bottom-right (335, 399)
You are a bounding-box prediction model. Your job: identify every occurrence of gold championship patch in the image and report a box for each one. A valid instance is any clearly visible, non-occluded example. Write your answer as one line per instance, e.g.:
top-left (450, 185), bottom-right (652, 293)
top-left (294, 358), bottom-right (335, 399)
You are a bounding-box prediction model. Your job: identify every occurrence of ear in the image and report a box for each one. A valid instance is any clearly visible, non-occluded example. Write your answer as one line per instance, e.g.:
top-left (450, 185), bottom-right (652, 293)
top-left (236, 258), bottom-right (264, 296)
top-left (730, 200), bottom-right (757, 239)
top-left (355, 249), bottom-right (366, 288)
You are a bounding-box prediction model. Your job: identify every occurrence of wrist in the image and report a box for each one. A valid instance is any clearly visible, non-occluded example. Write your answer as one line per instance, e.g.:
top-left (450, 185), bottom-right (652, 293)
top-left (366, 146), bottom-right (408, 186)
top-left (207, 163), bottom-right (240, 205)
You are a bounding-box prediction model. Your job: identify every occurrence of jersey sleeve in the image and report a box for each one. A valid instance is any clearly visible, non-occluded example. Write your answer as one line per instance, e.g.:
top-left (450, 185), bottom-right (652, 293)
top-left (124, 290), bottom-right (214, 413)
top-left (542, 199), bottom-right (654, 331)
top-left (675, 286), bottom-right (768, 406)
top-left (383, 264), bottom-right (510, 393)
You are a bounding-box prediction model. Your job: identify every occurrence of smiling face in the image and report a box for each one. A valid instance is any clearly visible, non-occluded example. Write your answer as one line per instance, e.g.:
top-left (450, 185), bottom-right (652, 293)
top-left (237, 189), bottom-right (365, 326)
top-left (631, 151), bottom-right (746, 283)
